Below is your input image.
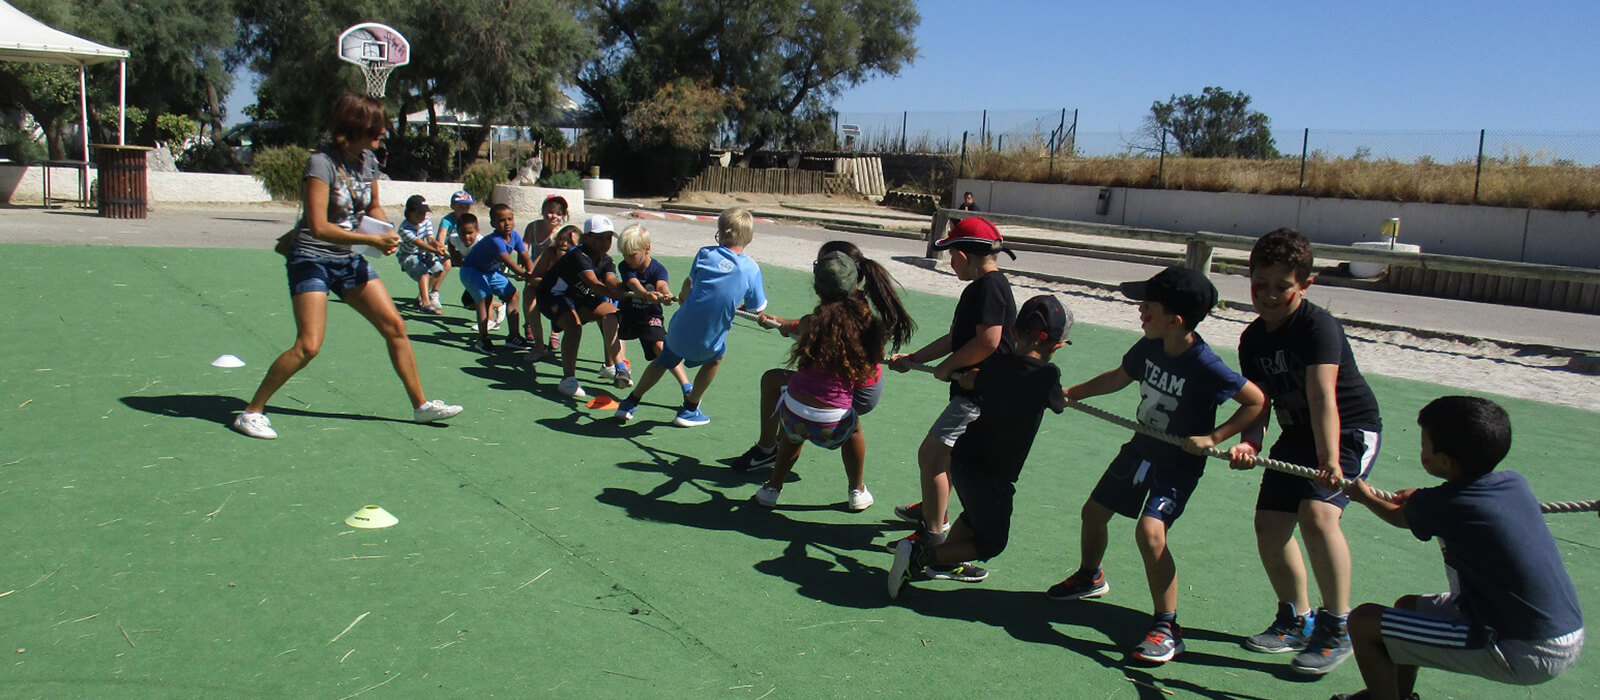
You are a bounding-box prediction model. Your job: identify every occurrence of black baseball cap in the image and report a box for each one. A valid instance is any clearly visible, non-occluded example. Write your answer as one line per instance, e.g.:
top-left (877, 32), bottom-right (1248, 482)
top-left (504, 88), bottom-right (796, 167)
top-left (1119, 266), bottom-right (1218, 327)
top-left (404, 194), bottom-right (431, 214)
top-left (1016, 294), bottom-right (1072, 344)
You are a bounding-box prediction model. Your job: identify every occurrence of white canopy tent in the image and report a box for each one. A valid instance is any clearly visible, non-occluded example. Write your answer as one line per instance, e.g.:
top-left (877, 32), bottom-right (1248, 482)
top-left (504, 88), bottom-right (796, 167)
top-left (0, 0), bottom-right (129, 182)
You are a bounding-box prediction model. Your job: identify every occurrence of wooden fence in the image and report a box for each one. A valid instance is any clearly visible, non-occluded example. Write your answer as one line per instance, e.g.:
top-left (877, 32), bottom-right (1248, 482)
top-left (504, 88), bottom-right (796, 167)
top-left (681, 166), bottom-right (856, 196)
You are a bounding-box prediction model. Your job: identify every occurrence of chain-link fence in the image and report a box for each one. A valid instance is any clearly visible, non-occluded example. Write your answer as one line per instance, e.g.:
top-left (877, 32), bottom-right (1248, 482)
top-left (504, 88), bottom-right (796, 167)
top-left (831, 109), bottom-right (1076, 154)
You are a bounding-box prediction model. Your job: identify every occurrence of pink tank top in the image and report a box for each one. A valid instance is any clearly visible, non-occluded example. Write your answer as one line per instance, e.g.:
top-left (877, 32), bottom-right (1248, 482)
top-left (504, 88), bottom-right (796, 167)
top-left (788, 364), bottom-right (881, 409)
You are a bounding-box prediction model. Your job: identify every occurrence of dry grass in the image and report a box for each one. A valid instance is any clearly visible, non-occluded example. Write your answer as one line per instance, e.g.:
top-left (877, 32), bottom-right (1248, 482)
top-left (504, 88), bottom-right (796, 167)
top-left (960, 147), bottom-right (1600, 211)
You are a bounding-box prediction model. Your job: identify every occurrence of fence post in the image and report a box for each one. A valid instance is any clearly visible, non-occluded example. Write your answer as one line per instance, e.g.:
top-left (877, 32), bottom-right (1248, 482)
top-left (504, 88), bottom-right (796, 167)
top-left (958, 131), bottom-right (968, 180)
top-left (1184, 239), bottom-right (1215, 274)
top-left (997, 134), bottom-right (1004, 153)
top-left (1158, 131), bottom-right (1167, 187)
top-left (1473, 128), bottom-right (1486, 204)
top-left (926, 209), bottom-right (952, 259)
top-left (980, 110), bottom-right (988, 148)
top-left (1048, 108), bottom-right (1065, 180)
top-left (1298, 127), bottom-right (1309, 191)
top-left (901, 111), bottom-right (908, 152)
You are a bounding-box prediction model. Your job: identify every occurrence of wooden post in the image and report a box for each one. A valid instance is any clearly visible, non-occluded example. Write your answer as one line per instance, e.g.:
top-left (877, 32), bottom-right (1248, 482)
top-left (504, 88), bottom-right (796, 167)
top-left (1184, 239), bottom-right (1214, 274)
top-left (926, 209), bottom-right (951, 260)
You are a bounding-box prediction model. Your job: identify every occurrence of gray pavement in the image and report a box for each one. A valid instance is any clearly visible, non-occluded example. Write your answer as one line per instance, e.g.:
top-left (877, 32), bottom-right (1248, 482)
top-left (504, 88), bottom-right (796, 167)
top-left (5, 200), bottom-right (1597, 353)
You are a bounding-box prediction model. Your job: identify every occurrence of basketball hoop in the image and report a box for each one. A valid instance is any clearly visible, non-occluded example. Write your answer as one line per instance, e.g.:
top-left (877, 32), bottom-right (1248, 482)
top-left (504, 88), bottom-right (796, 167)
top-left (338, 23), bottom-right (410, 98)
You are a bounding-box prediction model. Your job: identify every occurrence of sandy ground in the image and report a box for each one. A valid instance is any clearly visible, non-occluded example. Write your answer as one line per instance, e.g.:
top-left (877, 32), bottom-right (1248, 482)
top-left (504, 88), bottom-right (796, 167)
top-left (641, 221), bottom-right (1600, 414)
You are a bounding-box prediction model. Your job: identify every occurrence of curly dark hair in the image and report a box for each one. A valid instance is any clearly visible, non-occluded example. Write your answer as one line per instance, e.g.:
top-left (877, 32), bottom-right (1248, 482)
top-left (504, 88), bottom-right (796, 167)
top-left (1250, 228), bottom-right (1314, 281)
top-left (789, 295), bottom-right (884, 386)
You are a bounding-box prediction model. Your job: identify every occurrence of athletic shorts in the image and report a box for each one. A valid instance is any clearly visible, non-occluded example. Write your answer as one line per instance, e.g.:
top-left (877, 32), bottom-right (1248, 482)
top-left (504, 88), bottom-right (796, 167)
top-left (1382, 593), bottom-right (1584, 685)
top-left (927, 397), bottom-right (981, 447)
top-left (461, 268), bottom-right (515, 303)
top-left (853, 381), bottom-right (883, 416)
top-left (948, 456), bottom-right (1016, 560)
top-left (1088, 443), bottom-right (1201, 524)
top-left (618, 310), bottom-right (666, 343)
top-left (777, 392), bottom-right (859, 450)
top-left (1257, 428), bottom-right (1381, 513)
top-left (400, 253), bottom-right (444, 281)
top-left (653, 340), bottom-right (725, 369)
top-left (287, 253), bottom-right (376, 297)
top-left (539, 293), bottom-right (604, 321)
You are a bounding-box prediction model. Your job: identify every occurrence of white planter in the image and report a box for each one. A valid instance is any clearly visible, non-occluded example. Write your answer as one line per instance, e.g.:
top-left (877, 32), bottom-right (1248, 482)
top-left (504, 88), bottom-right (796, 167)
top-left (582, 178), bottom-right (614, 201)
top-left (1349, 241), bottom-right (1422, 278)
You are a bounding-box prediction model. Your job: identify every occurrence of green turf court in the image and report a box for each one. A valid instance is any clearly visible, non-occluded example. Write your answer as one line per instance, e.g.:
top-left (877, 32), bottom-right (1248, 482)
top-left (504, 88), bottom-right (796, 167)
top-left (2, 244), bottom-right (1596, 698)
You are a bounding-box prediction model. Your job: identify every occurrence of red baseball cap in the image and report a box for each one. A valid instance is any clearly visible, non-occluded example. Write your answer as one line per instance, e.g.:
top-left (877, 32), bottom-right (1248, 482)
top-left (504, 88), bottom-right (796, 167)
top-left (934, 217), bottom-right (1014, 258)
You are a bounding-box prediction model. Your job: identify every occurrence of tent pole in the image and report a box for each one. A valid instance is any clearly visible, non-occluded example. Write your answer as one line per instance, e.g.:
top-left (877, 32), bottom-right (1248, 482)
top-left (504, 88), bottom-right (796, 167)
top-left (119, 59), bottom-right (126, 145)
top-left (79, 62), bottom-right (90, 203)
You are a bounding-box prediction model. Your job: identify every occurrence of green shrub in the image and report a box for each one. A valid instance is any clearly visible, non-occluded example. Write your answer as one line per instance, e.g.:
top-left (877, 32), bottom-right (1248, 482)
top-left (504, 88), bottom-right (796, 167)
top-left (538, 169), bottom-right (582, 190)
top-left (155, 114), bottom-right (199, 155)
top-left (252, 146), bottom-right (311, 200)
top-left (177, 139), bottom-right (243, 173)
top-left (462, 160), bottom-right (511, 202)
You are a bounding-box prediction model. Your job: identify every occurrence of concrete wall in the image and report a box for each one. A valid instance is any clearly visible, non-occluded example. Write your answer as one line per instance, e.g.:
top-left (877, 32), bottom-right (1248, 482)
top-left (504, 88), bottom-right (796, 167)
top-left (147, 172), bottom-right (271, 203)
top-left (958, 179), bottom-right (1600, 267)
top-left (491, 185), bottom-right (587, 226)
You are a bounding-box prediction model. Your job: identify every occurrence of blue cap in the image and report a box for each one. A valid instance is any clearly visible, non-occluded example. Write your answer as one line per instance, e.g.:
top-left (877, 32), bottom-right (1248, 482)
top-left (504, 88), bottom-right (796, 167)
top-left (450, 190), bottom-right (474, 205)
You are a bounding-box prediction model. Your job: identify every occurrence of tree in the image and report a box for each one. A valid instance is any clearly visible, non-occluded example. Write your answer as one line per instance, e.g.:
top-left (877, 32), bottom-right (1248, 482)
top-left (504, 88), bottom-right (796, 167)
top-left (1143, 86), bottom-right (1278, 159)
top-left (576, 0), bottom-right (920, 177)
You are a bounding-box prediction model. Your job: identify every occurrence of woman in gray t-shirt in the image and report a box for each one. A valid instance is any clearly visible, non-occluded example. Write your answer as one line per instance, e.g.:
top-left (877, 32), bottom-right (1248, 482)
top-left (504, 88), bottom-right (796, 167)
top-left (233, 93), bottom-right (462, 439)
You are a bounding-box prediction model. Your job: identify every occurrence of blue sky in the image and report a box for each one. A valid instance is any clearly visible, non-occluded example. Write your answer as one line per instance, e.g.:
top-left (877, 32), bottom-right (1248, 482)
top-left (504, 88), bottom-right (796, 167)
top-left (833, 0), bottom-right (1598, 133)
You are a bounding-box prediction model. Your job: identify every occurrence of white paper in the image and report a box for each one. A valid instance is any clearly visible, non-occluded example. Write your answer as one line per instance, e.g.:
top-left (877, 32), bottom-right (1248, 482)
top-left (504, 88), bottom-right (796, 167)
top-left (354, 216), bottom-right (394, 258)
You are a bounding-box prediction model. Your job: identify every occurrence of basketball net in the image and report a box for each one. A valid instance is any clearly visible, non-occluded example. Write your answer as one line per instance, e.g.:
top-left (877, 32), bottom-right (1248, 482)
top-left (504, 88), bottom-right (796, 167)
top-left (362, 62), bottom-right (395, 98)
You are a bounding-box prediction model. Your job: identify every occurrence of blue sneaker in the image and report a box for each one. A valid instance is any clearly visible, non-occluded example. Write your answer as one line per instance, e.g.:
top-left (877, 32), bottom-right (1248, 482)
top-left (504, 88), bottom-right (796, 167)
top-left (673, 406), bottom-right (710, 427)
top-left (1243, 602), bottom-right (1315, 653)
top-left (614, 397), bottom-right (638, 422)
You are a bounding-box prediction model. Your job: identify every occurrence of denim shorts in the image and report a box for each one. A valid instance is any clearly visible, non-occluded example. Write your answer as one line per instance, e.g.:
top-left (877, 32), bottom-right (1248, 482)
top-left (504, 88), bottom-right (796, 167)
top-left (287, 253), bottom-right (376, 297)
top-left (400, 253), bottom-right (444, 281)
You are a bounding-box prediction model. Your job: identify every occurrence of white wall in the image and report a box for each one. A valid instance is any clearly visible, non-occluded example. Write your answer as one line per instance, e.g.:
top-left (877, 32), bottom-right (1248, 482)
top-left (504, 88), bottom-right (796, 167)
top-left (958, 179), bottom-right (1600, 267)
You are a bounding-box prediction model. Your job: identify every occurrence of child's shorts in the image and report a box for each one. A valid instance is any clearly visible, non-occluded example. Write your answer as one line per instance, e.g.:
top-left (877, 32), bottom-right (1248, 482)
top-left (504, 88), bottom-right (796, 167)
top-left (539, 293), bottom-right (605, 321)
top-left (777, 391), bottom-right (859, 450)
top-left (1381, 593), bottom-right (1584, 685)
top-left (618, 309), bottom-right (666, 343)
top-left (1089, 443), bottom-right (1201, 524)
top-left (461, 268), bottom-right (514, 303)
top-left (287, 253), bottom-right (376, 297)
top-left (927, 397), bottom-right (981, 447)
top-left (653, 340), bottom-right (725, 369)
top-left (948, 456), bottom-right (1015, 560)
top-left (1256, 428), bottom-right (1381, 513)
top-left (400, 253), bottom-right (444, 281)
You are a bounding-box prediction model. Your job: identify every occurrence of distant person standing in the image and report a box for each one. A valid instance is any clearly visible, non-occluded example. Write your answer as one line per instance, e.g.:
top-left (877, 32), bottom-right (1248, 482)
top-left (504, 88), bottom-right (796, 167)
top-left (958, 192), bottom-right (980, 211)
top-left (233, 93), bottom-right (462, 440)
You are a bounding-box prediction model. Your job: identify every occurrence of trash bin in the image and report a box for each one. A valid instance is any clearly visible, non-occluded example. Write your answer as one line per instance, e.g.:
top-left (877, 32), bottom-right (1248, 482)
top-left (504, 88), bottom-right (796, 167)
top-left (94, 145), bottom-right (152, 219)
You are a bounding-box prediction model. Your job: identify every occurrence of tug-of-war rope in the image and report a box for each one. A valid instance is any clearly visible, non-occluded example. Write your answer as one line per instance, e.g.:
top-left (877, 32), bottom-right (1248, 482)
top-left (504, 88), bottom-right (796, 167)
top-left (732, 310), bottom-right (1598, 515)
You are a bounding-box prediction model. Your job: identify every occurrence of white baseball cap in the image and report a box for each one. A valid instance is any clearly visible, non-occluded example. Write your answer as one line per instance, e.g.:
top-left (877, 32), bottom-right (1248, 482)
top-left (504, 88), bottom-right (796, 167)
top-left (584, 214), bottom-right (616, 235)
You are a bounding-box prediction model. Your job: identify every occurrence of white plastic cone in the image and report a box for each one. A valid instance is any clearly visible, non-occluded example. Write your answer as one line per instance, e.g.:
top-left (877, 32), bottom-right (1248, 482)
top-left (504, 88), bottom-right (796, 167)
top-left (211, 354), bottom-right (246, 368)
top-left (344, 505), bottom-right (398, 529)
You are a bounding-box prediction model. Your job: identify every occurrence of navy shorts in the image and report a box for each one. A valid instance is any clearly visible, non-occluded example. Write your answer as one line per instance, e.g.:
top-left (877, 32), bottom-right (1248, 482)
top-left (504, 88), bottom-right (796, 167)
top-left (1088, 443), bottom-right (1201, 525)
top-left (287, 253), bottom-right (376, 297)
top-left (618, 310), bottom-right (666, 343)
top-left (948, 456), bottom-right (1016, 560)
top-left (1256, 428), bottom-right (1381, 513)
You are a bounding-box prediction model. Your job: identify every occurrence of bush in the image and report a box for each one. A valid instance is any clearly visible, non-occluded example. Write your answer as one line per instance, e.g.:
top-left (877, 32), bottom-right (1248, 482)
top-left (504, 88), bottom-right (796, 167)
top-left (155, 114), bottom-right (199, 155)
top-left (462, 160), bottom-right (511, 203)
top-left (177, 138), bottom-right (244, 173)
top-left (538, 169), bottom-right (582, 190)
top-left (252, 146), bottom-right (311, 200)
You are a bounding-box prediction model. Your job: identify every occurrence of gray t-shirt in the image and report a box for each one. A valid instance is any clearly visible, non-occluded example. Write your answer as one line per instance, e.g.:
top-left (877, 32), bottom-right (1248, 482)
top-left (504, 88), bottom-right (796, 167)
top-left (288, 146), bottom-right (379, 259)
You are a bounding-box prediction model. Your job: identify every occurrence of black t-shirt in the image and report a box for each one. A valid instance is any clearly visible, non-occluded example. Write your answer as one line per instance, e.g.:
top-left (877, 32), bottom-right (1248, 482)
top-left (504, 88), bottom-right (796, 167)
top-left (948, 270), bottom-right (1016, 400)
top-left (959, 202), bottom-right (979, 211)
top-left (951, 354), bottom-right (1065, 482)
top-left (538, 246), bottom-right (616, 300)
top-left (1238, 300), bottom-right (1381, 448)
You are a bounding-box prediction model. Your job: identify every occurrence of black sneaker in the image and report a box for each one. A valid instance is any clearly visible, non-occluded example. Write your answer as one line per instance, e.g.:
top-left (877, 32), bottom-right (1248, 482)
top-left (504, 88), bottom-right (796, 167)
top-left (506, 335), bottom-right (533, 351)
top-left (1292, 609), bottom-right (1353, 675)
top-left (1132, 621), bottom-right (1185, 664)
top-left (925, 562), bottom-right (988, 582)
top-left (1046, 569), bottom-right (1110, 601)
top-left (1243, 602), bottom-right (1315, 653)
top-left (469, 338), bottom-right (496, 354)
top-left (892, 501), bottom-right (952, 533)
top-left (734, 444), bottom-right (778, 472)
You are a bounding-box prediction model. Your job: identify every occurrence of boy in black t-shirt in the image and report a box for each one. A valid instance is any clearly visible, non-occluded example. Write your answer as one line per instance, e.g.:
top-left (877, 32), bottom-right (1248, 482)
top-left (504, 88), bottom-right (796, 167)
top-left (1229, 228), bottom-right (1384, 676)
top-left (888, 295), bottom-right (1069, 599)
top-left (888, 217), bottom-right (1017, 584)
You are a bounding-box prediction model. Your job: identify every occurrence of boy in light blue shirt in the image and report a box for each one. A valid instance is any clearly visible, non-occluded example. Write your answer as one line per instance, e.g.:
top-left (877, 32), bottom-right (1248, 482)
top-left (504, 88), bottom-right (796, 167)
top-left (616, 208), bottom-right (766, 427)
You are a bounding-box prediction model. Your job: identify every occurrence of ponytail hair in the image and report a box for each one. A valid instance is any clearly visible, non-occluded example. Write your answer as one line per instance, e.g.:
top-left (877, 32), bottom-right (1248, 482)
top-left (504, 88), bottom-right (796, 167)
top-left (817, 240), bottom-right (916, 351)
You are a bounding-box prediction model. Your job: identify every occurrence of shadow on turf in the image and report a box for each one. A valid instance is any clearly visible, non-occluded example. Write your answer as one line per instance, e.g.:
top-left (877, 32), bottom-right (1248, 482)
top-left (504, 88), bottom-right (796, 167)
top-left (118, 393), bottom-right (438, 428)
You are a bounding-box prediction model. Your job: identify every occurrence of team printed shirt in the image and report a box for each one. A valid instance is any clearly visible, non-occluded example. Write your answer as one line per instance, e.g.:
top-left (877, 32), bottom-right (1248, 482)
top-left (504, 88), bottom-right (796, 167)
top-left (1120, 335), bottom-right (1248, 470)
top-left (1238, 300), bottom-right (1381, 449)
top-left (397, 218), bottom-right (436, 259)
top-left (1404, 470), bottom-right (1583, 640)
top-left (947, 270), bottom-right (1016, 401)
top-left (951, 354), bottom-right (1065, 483)
top-left (618, 258), bottom-right (670, 319)
top-left (664, 245), bottom-right (767, 362)
top-left (462, 231), bottom-right (527, 274)
top-left (537, 246), bottom-right (617, 300)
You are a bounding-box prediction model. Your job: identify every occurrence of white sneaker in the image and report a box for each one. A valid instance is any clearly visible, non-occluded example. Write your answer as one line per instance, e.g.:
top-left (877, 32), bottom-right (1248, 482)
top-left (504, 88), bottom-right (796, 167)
top-left (413, 399), bottom-right (463, 423)
top-left (847, 487), bottom-right (874, 511)
top-left (232, 411), bottom-right (277, 439)
top-left (755, 484), bottom-right (782, 508)
top-left (429, 291), bottom-right (441, 308)
top-left (494, 303), bottom-right (507, 325)
top-left (557, 376), bottom-right (587, 398)
top-left (597, 364), bottom-right (617, 380)
top-left (486, 317), bottom-right (501, 332)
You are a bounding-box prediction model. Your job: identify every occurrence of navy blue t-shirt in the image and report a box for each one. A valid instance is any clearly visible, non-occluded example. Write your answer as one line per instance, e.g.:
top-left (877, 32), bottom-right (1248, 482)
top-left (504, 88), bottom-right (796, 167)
top-left (1404, 470), bottom-right (1582, 640)
top-left (1120, 335), bottom-right (1247, 470)
top-left (537, 246), bottom-right (615, 300)
top-left (947, 270), bottom-right (1016, 401)
top-left (619, 258), bottom-right (669, 319)
top-left (1238, 300), bottom-right (1381, 450)
top-left (952, 354), bottom-right (1065, 482)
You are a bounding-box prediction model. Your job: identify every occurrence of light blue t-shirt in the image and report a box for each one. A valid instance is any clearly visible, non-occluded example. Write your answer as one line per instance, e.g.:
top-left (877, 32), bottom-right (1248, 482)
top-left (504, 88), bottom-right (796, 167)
top-left (665, 245), bottom-right (767, 362)
top-left (463, 231), bottom-right (526, 274)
